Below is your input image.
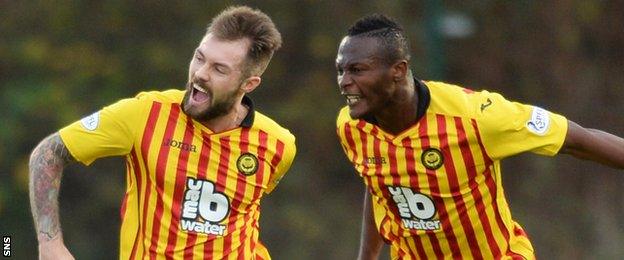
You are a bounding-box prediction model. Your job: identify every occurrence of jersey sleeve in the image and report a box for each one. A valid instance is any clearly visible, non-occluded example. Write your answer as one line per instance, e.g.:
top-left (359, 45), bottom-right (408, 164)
top-left (265, 133), bottom-right (296, 194)
top-left (59, 97), bottom-right (146, 165)
top-left (476, 90), bottom-right (568, 160)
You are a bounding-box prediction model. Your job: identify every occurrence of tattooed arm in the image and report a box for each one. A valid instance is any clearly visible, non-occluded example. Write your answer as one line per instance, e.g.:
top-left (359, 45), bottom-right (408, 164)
top-left (29, 132), bottom-right (75, 260)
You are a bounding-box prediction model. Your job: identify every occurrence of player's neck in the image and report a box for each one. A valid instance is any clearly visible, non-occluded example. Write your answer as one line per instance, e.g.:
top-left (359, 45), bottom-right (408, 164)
top-left (201, 103), bottom-right (248, 133)
top-left (375, 80), bottom-right (418, 135)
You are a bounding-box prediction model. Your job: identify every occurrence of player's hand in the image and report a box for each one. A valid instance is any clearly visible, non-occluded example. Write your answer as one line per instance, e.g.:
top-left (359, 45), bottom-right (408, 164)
top-left (38, 236), bottom-right (75, 260)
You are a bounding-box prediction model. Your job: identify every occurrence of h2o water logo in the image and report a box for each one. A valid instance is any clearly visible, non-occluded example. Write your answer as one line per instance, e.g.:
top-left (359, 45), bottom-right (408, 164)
top-left (180, 178), bottom-right (230, 235)
top-left (388, 186), bottom-right (441, 231)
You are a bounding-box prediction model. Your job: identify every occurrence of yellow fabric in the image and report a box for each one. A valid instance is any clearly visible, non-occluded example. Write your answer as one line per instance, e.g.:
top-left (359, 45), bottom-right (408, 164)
top-left (60, 89), bottom-right (295, 259)
top-left (337, 81), bottom-right (567, 259)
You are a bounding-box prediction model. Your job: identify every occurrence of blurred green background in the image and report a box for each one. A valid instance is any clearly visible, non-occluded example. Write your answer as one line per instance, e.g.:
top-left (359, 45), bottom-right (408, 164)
top-left (1, 1), bottom-right (623, 259)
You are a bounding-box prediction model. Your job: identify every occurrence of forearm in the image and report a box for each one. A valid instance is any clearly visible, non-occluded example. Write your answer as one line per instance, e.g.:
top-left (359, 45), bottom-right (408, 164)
top-left (561, 121), bottom-right (624, 169)
top-left (580, 129), bottom-right (624, 168)
top-left (29, 133), bottom-right (73, 242)
top-left (358, 190), bottom-right (383, 260)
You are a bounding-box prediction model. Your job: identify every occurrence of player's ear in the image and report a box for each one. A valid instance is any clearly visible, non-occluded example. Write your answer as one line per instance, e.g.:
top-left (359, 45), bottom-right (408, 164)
top-left (391, 60), bottom-right (408, 81)
top-left (241, 76), bottom-right (261, 93)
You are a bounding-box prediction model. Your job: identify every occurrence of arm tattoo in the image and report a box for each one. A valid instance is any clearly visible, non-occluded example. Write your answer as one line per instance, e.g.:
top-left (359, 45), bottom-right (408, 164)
top-left (28, 132), bottom-right (75, 242)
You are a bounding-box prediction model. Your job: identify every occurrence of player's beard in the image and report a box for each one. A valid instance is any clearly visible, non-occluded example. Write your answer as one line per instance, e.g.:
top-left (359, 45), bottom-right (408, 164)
top-left (181, 81), bottom-right (242, 122)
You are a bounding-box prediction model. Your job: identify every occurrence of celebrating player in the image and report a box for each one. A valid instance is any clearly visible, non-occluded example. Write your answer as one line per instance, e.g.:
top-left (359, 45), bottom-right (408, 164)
top-left (29, 6), bottom-right (296, 259)
top-left (335, 14), bottom-right (624, 259)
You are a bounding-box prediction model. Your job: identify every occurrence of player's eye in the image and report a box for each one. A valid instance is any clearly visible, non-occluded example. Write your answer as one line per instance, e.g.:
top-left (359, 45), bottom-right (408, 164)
top-left (194, 52), bottom-right (203, 61)
top-left (351, 67), bottom-right (363, 73)
top-left (214, 65), bottom-right (228, 74)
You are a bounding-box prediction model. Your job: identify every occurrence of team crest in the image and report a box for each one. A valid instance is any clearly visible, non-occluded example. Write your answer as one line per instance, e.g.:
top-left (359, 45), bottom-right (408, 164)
top-left (236, 153), bottom-right (258, 176)
top-left (421, 148), bottom-right (444, 170)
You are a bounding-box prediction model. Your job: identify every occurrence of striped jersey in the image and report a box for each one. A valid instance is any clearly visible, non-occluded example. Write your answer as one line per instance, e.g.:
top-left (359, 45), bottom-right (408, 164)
top-left (59, 89), bottom-right (296, 259)
top-left (336, 80), bottom-right (568, 259)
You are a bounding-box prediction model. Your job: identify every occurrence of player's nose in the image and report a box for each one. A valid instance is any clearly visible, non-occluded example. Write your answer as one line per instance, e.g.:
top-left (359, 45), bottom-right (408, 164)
top-left (338, 73), bottom-right (353, 91)
top-left (195, 64), bottom-right (211, 83)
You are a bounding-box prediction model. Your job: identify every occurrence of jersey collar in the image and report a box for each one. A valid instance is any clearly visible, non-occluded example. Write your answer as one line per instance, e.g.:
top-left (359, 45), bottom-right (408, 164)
top-left (414, 78), bottom-right (431, 121)
top-left (363, 77), bottom-right (431, 124)
top-left (240, 95), bottom-right (255, 128)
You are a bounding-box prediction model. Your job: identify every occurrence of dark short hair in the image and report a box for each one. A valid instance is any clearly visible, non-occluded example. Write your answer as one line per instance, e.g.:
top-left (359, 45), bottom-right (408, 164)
top-left (347, 14), bottom-right (411, 65)
top-left (208, 6), bottom-right (282, 76)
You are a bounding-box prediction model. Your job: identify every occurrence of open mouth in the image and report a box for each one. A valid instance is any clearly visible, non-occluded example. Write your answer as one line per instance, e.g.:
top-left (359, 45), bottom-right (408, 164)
top-left (191, 83), bottom-right (210, 103)
top-left (344, 94), bottom-right (361, 106)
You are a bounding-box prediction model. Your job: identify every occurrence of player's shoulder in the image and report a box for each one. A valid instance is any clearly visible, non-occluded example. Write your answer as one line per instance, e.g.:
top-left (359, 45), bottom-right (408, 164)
top-left (426, 81), bottom-right (496, 117)
top-left (252, 111), bottom-right (295, 144)
top-left (134, 89), bottom-right (185, 104)
top-left (95, 89), bottom-right (182, 116)
top-left (336, 106), bottom-right (353, 127)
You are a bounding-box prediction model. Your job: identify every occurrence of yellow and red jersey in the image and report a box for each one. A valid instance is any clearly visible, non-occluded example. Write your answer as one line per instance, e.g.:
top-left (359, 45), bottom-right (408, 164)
top-left (60, 89), bottom-right (296, 259)
top-left (336, 80), bottom-right (567, 259)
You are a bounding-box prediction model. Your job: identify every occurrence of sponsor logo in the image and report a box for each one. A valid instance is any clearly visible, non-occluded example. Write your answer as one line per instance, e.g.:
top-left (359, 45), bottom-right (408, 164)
top-left (421, 148), bottom-right (443, 170)
top-left (163, 138), bottom-right (197, 153)
top-left (388, 187), bottom-right (441, 231)
top-left (3, 236), bottom-right (10, 257)
top-left (80, 111), bottom-right (100, 131)
top-left (526, 107), bottom-right (550, 135)
top-left (480, 98), bottom-right (492, 112)
top-left (180, 178), bottom-right (229, 236)
top-left (236, 153), bottom-right (258, 176)
top-left (365, 156), bottom-right (387, 165)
